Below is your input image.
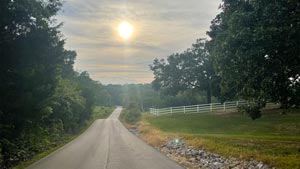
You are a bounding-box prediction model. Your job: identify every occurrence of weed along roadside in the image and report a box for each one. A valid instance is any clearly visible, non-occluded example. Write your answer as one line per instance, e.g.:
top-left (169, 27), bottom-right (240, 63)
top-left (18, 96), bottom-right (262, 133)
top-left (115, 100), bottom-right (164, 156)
top-left (13, 106), bottom-right (115, 169)
top-left (122, 108), bottom-right (300, 169)
top-left (119, 104), bottom-right (142, 125)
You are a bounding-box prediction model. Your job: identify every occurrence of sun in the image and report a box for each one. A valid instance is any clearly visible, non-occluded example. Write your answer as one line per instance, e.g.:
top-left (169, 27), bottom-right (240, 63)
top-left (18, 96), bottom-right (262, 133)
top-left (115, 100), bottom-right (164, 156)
top-left (118, 21), bottom-right (133, 39)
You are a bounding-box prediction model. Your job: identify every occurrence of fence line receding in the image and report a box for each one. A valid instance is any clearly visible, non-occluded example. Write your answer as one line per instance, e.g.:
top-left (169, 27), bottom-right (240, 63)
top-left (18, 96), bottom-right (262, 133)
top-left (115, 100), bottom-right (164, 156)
top-left (150, 101), bottom-right (279, 116)
top-left (149, 101), bottom-right (278, 116)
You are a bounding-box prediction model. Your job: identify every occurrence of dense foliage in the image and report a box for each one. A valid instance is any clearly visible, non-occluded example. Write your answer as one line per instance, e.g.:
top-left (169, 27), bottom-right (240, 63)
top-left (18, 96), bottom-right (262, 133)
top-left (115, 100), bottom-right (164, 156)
top-left (0, 1), bottom-right (109, 168)
top-left (207, 0), bottom-right (300, 114)
top-left (150, 39), bottom-right (221, 103)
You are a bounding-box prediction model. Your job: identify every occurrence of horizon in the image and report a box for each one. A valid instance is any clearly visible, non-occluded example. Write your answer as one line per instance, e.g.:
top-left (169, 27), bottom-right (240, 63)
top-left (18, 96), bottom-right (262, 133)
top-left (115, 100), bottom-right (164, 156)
top-left (57, 0), bottom-right (221, 84)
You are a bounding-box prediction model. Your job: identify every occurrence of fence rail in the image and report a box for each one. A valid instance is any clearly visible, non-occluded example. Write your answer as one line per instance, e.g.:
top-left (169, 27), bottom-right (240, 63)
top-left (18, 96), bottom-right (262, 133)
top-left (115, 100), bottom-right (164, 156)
top-left (149, 101), bottom-right (246, 116)
top-left (149, 101), bottom-right (279, 116)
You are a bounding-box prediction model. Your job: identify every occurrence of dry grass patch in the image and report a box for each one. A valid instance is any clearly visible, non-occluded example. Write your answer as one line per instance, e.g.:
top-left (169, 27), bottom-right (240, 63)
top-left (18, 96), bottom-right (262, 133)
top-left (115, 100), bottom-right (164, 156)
top-left (137, 121), bottom-right (171, 147)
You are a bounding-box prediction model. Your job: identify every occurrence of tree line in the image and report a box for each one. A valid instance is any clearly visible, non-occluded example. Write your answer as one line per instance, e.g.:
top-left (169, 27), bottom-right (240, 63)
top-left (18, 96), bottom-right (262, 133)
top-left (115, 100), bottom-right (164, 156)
top-left (150, 0), bottom-right (300, 119)
top-left (0, 1), bottom-right (110, 168)
top-left (105, 84), bottom-right (215, 109)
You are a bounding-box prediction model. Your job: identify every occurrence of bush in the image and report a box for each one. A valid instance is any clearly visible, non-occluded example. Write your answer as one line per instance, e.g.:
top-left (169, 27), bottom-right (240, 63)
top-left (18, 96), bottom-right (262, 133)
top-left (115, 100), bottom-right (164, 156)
top-left (238, 101), bottom-right (264, 120)
top-left (120, 103), bottom-right (141, 124)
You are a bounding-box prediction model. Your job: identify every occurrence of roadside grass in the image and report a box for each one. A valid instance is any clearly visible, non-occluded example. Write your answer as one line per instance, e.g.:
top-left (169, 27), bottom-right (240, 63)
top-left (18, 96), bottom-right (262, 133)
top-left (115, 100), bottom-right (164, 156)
top-left (13, 106), bottom-right (115, 169)
top-left (91, 106), bottom-right (115, 121)
top-left (141, 108), bottom-right (300, 169)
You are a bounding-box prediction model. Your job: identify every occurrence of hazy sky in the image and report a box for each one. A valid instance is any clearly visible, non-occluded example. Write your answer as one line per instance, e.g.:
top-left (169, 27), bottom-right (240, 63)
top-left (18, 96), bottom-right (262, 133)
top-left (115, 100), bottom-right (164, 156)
top-left (57, 0), bottom-right (221, 84)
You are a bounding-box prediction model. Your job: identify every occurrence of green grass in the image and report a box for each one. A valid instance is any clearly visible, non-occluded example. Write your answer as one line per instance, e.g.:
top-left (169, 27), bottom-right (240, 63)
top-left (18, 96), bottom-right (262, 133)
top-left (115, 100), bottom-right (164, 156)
top-left (142, 108), bottom-right (300, 169)
top-left (13, 106), bottom-right (115, 169)
top-left (91, 106), bottom-right (115, 121)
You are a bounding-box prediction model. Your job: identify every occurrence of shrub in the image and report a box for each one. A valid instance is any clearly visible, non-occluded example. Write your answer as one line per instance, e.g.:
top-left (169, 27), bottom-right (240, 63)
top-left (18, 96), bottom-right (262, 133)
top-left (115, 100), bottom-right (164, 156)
top-left (120, 103), bottom-right (141, 124)
top-left (238, 101), bottom-right (265, 120)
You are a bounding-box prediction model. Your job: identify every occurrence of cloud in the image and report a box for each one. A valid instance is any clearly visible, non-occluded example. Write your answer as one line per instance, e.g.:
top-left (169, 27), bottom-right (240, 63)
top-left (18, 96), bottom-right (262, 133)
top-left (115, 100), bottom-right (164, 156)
top-left (57, 0), bottom-right (221, 84)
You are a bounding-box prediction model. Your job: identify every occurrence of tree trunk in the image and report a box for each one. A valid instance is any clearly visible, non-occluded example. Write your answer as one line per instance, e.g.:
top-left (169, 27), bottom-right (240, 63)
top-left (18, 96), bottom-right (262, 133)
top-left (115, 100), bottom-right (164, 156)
top-left (207, 88), bottom-right (212, 103)
top-left (280, 95), bottom-right (289, 109)
top-left (206, 79), bottom-right (212, 103)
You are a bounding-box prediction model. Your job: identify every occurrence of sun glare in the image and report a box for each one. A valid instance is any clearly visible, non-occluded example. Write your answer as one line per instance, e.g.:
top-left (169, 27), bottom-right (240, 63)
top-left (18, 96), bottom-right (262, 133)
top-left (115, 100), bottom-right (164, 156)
top-left (118, 21), bottom-right (133, 39)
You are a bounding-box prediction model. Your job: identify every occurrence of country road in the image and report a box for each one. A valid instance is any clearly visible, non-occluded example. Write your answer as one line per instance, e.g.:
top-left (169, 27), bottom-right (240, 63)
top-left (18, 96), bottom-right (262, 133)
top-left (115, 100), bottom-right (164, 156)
top-left (27, 107), bottom-right (183, 169)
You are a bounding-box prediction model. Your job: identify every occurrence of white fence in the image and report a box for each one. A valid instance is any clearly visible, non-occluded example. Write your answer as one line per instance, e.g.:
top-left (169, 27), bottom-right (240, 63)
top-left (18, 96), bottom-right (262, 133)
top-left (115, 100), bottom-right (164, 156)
top-left (149, 101), bottom-right (279, 116)
top-left (149, 101), bottom-right (247, 116)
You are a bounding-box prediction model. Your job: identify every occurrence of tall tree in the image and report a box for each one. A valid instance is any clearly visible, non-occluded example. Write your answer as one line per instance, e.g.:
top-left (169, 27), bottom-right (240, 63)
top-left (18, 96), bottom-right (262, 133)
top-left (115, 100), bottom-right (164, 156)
top-left (0, 0), bottom-right (65, 167)
top-left (150, 39), bottom-right (220, 103)
top-left (0, 1), bottom-right (114, 168)
top-left (207, 0), bottom-right (300, 113)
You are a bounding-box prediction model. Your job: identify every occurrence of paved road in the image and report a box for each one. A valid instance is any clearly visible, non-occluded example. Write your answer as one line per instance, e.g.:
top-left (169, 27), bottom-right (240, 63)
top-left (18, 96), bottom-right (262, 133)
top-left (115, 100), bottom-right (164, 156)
top-left (27, 107), bottom-right (183, 169)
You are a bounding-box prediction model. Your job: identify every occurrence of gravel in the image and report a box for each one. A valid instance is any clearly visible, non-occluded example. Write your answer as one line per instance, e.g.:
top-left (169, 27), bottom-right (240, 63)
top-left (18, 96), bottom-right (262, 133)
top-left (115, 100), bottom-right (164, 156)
top-left (128, 127), bottom-right (274, 169)
top-left (159, 138), bottom-right (273, 169)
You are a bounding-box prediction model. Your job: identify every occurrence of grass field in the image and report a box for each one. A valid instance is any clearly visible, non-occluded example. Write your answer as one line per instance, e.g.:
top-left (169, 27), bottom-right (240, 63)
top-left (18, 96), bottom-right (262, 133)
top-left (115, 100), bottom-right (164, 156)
top-left (141, 108), bottom-right (300, 169)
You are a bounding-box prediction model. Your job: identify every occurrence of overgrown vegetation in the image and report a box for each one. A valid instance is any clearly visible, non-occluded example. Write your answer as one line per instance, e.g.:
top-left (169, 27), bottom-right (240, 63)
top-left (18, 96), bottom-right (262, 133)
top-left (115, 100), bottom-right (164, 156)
top-left (142, 109), bottom-right (300, 168)
top-left (12, 106), bottom-right (113, 169)
top-left (120, 103), bottom-right (141, 124)
top-left (0, 1), bottom-right (111, 168)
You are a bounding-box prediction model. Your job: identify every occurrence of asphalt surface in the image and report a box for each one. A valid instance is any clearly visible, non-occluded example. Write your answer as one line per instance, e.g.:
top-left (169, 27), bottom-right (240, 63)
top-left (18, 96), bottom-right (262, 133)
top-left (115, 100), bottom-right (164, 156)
top-left (27, 107), bottom-right (183, 169)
